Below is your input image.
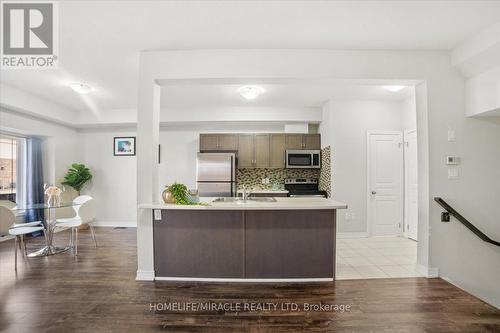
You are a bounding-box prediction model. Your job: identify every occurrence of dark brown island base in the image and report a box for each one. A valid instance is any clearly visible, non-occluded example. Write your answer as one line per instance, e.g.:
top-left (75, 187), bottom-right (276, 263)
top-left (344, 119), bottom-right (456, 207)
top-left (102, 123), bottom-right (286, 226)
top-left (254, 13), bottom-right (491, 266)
top-left (148, 198), bottom-right (347, 282)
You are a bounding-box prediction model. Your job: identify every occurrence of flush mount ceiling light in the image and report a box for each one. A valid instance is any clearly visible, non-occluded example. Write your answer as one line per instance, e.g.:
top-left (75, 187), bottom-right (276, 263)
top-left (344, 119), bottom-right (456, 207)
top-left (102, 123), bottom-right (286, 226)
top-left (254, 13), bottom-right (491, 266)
top-left (383, 85), bottom-right (406, 92)
top-left (238, 86), bottom-right (264, 100)
top-left (69, 82), bottom-right (94, 94)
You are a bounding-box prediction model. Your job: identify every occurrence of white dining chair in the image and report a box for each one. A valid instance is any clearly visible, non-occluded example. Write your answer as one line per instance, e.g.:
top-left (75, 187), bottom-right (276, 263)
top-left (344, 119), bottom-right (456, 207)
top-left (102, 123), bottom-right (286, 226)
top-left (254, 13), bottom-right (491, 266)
top-left (1, 205), bottom-right (45, 270)
top-left (0, 200), bottom-right (24, 235)
top-left (56, 195), bottom-right (97, 256)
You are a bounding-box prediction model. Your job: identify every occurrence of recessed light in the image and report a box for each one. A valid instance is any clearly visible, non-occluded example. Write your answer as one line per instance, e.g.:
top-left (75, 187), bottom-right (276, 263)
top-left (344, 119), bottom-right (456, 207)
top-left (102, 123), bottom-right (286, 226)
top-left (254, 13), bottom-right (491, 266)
top-left (69, 82), bottom-right (94, 94)
top-left (383, 85), bottom-right (405, 92)
top-left (238, 86), bottom-right (264, 100)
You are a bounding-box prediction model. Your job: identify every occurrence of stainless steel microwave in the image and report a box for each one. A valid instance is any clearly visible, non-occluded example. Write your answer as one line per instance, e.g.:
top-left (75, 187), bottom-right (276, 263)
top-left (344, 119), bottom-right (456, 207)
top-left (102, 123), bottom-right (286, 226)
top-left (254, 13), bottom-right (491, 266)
top-left (286, 150), bottom-right (321, 169)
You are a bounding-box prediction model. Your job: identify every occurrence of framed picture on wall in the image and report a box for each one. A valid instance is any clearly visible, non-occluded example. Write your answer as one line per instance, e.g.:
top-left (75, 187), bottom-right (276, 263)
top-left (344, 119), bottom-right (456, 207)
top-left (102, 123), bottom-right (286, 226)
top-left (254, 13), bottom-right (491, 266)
top-left (114, 137), bottom-right (136, 156)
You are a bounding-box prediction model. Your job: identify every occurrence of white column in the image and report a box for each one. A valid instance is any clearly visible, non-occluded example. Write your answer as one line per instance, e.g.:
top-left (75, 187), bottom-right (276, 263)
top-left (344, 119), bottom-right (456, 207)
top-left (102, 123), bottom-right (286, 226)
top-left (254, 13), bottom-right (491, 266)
top-left (136, 60), bottom-right (161, 280)
top-left (415, 82), bottom-right (433, 277)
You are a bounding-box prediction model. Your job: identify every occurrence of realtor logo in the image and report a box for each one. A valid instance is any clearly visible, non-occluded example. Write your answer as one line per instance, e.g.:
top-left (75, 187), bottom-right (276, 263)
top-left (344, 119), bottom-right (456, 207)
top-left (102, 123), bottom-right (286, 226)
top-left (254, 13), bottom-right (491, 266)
top-left (1, 1), bottom-right (58, 68)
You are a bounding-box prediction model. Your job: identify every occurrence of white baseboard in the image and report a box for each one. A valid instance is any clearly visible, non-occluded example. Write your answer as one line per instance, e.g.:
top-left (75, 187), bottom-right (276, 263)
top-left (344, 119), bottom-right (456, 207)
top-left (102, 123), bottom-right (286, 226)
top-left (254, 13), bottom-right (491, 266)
top-left (416, 264), bottom-right (439, 278)
top-left (136, 270), bottom-right (155, 281)
top-left (92, 220), bottom-right (137, 228)
top-left (155, 277), bottom-right (333, 283)
top-left (441, 276), bottom-right (500, 309)
top-left (337, 232), bottom-right (369, 239)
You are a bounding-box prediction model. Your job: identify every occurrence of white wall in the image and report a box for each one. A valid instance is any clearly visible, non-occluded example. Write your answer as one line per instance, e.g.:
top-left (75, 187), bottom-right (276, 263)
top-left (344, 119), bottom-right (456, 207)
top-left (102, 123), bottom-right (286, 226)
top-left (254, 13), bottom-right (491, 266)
top-left (284, 123), bottom-right (309, 133)
top-left (401, 87), bottom-right (417, 131)
top-left (320, 100), bottom-right (406, 233)
top-left (74, 106), bottom-right (322, 127)
top-left (465, 66), bottom-right (500, 117)
top-left (79, 128), bottom-right (138, 225)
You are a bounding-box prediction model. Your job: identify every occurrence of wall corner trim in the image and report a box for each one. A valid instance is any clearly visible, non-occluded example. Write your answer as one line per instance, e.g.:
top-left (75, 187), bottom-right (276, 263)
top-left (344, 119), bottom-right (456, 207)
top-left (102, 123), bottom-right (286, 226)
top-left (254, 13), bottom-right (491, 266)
top-left (416, 264), bottom-right (439, 278)
top-left (337, 232), bottom-right (369, 239)
top-left (92, 220), bottom-right (137, 228)
top-left (136, 270), bottom-right (155, 281)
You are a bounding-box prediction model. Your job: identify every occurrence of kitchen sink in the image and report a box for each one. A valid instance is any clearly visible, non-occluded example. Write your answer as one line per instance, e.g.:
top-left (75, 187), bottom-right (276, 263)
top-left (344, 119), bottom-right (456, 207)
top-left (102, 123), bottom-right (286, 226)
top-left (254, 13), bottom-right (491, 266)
top-left (212, 197), bottom-right (277, 203)
top-left (247, 197), bottom-right (277, 202)
top-left (212, 197), bottom-right (241, 203)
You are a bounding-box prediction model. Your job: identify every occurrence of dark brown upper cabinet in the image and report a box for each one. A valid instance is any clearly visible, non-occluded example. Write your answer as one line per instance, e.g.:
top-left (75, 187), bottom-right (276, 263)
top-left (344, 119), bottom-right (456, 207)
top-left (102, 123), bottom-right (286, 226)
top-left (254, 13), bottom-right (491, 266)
top-left (237, 134), bottom-right (270, 169)
top-left (200, 133), bottom-right (321, 169)
top-left (254, 134), bottom-right (270, 168)
top-left (286, 134), bottom-right (321, 150)
top-left (199, 134), bottom-right (238, 151)
top-left (285, 134), bottom-right (303, 150)
top-left (303, 134), bottom-right (321, 149)
top-left (237, 134), bottom-right (254, 168)
top-left (269, 134), bottom-right (286, 168)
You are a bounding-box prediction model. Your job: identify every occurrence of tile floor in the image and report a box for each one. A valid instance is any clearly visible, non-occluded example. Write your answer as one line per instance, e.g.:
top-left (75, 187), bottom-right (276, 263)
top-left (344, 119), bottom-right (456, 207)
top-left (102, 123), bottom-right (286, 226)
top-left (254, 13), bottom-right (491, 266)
top-left (336, 236), bottom-right (422, 279)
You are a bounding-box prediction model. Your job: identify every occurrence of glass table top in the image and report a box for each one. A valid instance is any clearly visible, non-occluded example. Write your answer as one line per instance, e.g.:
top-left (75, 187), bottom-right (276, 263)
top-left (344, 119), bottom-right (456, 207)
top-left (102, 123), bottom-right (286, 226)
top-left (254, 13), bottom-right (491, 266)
top-left (13, 202), bottom-right (81, 210)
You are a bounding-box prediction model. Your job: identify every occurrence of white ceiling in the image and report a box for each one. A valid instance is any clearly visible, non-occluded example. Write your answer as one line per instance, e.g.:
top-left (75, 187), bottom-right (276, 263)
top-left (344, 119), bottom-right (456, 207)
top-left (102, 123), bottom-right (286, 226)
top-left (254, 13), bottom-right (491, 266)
top-left (1, 0), bottom-right (500, 114)
top-left (162, 83), bottom-right (412, 109)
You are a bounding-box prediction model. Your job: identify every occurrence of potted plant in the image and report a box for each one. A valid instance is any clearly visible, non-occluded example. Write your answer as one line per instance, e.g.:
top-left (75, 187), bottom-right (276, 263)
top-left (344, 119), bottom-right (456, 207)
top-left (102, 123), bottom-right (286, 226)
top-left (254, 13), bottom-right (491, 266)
top-left (62, 163), bottom-right (92, 195)
top-left (163, 183), bottom-right (202, 205)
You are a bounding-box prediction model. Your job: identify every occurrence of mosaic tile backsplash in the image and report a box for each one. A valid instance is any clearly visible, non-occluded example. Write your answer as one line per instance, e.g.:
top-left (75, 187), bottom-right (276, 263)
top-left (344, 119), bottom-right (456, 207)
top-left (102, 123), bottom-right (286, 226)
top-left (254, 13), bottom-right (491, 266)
top-left (236, 168), bottom-right (320, 190)
top-left (319, 146), bottom-right (331, 197)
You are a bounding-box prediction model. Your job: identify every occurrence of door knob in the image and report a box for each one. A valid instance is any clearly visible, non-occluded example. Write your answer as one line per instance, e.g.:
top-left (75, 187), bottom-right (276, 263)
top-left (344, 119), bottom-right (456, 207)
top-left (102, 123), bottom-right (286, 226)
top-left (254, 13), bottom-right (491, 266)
top-left (371, 191), bottom-right (377, 195)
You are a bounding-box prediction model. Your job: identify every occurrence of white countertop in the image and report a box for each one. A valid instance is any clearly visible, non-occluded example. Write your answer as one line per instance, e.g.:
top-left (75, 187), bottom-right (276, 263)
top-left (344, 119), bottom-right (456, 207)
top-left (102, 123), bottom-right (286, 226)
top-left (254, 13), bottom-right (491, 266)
top-left (139, 197), bottom-right (347, 210)
top-left (236, 189), bottom-right (289, 194)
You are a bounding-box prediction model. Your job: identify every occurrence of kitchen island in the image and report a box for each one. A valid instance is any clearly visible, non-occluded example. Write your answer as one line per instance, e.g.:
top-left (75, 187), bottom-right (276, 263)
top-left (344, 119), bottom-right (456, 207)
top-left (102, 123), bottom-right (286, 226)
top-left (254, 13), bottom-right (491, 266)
top-left (139, 197), bottom-right (347, 282)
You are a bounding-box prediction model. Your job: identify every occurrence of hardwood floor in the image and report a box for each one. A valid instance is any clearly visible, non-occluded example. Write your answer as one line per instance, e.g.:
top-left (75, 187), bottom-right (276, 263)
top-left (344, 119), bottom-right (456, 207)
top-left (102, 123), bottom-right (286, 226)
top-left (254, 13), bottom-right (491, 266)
top-left (1, 227), bottom-right (499, 333)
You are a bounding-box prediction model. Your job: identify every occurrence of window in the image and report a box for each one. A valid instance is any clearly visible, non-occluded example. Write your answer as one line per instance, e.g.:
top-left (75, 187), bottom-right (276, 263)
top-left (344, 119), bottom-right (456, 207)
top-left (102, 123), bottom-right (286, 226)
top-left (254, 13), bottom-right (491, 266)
top-left (0, 136), bottom-right (19, 202)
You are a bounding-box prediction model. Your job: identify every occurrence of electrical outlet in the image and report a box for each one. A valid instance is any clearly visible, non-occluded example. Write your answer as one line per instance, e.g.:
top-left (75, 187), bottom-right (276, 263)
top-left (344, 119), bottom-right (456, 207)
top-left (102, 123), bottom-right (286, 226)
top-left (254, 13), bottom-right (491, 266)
top-left (448, 167), bottom-right (459, 179)
top-left (345, 213), bottom-right (354, 220)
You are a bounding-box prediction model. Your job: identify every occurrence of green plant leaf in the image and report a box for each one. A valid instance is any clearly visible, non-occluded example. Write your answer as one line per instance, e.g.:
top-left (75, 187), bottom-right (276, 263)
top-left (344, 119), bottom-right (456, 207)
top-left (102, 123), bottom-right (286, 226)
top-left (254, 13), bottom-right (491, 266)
top-left (166, 182), bottom-right (202, 205)
top-left (61, 163), bottom-right (92, 192)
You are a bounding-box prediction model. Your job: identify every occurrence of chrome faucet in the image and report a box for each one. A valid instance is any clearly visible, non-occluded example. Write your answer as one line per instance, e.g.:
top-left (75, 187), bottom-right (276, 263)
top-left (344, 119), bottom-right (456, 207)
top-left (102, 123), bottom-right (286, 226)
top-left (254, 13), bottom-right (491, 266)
top-left (241, 185), bottom-right (253, 203)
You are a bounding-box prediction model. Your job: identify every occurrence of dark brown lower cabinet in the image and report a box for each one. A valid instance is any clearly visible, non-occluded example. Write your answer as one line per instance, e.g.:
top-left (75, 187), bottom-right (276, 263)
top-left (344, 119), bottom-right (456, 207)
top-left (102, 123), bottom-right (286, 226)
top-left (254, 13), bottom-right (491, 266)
top-left (154, 210), bottom-right (245, 278)
top-left (245, 210), bottom-right (335, 279)
top-left (153, 209), bottom-right (336, 279)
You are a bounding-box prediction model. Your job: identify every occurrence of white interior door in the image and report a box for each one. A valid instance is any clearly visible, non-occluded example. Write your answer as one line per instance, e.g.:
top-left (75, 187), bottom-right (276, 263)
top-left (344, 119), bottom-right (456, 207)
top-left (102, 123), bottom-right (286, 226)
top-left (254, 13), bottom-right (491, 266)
top-left (368, 132), bottom-right (403, 236)
top-left (404, 130), bottom-right (418, 241)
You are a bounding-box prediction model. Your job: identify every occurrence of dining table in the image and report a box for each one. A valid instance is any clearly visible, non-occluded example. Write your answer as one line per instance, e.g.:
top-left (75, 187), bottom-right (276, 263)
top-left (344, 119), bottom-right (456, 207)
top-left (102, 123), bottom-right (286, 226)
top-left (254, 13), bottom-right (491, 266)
top-left (13, 201), bottom-right (81, 257)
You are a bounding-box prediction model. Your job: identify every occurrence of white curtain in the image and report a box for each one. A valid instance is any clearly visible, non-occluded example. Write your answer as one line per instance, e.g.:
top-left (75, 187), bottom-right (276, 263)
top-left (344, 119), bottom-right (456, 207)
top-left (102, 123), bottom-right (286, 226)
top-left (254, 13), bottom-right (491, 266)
top-left (16, 137), bottom-right (27, 206)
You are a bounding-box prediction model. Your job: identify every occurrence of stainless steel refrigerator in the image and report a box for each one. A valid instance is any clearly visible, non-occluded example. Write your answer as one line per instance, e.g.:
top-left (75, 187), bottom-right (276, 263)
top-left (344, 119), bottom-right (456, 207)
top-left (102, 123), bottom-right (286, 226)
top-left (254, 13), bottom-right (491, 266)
top-left (196, 152), bottom-right (236, 197)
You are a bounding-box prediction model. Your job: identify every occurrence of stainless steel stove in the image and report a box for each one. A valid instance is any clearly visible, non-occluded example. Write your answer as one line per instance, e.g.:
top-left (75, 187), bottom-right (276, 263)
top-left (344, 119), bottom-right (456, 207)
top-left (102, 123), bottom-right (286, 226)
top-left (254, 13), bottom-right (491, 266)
top-left (284, 178), bottom-right (328, 198)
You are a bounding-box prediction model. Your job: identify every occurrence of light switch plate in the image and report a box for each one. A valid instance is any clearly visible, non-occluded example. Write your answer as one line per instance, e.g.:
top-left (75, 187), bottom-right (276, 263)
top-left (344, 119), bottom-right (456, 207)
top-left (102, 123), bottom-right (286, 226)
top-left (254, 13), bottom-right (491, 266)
top-left (447, 130), bottom-right (456, 142)
top-left (153, 209), bottom-right (162, 220)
